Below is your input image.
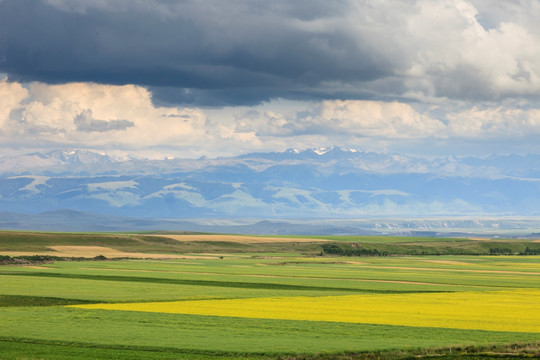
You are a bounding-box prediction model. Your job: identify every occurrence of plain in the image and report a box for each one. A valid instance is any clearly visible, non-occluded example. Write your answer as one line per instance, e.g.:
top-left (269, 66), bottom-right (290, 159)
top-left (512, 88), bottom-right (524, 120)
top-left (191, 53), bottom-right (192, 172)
top-left (0, 231), bottom-right (539, 359)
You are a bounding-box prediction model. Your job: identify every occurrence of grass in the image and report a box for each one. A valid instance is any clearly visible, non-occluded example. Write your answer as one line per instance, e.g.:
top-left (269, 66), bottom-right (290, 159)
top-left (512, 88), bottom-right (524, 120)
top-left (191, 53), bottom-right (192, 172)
top-left (1, 230), bottom-right (539, 257)
top-left (0, 231), bottom-right (323, 255)
top-left (0, 295), bottom-right (95, 307)
top-left (0, 338), bottom-right (266, 360)
top-left (1, 270), bottom-right (417, 293)
top-left (2, 339), bottom-right (537, 360)
top-left (1, 307), bottom-right (538, 354)
top-left (279, 235), bottom-right (474, 243)
top-left (1, 231), bottom-right (540, 359)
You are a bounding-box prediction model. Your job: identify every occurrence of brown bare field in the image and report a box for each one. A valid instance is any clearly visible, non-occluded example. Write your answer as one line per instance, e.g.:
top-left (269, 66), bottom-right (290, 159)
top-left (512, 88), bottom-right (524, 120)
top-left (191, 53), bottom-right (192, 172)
top-left (149, 234), bottom-right (329, 243)
top-left (2, 246), bottom-right (219, 259)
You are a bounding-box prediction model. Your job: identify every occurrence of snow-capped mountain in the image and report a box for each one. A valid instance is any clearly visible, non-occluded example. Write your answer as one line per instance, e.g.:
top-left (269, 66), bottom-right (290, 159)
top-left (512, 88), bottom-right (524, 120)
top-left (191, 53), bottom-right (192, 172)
top-left (0, 149), bottom-right (118, 174)
top-left (0, 147), bottom-right (540, 219)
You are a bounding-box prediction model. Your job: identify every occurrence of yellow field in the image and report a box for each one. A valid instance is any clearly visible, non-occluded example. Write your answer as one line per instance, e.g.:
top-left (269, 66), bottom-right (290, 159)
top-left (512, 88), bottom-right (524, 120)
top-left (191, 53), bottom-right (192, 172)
top-left (73, 289), bottom-right (540, 333)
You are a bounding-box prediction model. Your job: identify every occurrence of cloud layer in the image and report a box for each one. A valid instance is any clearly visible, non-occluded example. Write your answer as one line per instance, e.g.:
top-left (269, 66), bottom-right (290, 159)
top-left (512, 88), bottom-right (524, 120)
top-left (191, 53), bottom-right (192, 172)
top-left (2, 78), bottom-right (540, 157)
top-left (0, 79), bottom-right (214, 155)
top-left (2, 0), bottom-right (540, 106)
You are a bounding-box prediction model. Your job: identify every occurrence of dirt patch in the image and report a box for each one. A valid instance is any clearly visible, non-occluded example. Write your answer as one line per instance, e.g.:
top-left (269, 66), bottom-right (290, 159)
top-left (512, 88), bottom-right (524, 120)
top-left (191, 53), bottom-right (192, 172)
top-left (47, 246), bottom-right (127, 257)
top-left (149, 234), bottom-right (330, 244)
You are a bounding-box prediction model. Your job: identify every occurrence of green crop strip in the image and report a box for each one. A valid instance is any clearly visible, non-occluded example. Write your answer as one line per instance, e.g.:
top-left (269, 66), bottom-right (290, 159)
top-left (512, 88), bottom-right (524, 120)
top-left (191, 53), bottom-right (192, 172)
top-left (0, 271), bottom-right (447, 294)
top-left (0, 295), bottom-right (96, 307)
top-left (2, 337), bottom-right (539, 360)
top-left (0, 337), bottom-right (274, 359)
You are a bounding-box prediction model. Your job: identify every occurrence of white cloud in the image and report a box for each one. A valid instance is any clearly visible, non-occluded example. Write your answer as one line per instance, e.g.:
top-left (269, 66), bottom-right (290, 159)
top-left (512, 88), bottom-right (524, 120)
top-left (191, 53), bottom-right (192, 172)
top-left (0, 80), bottom-right (217, 153)
top-left (234, 100), bottom-right (446, 139)
top-left (446, 106), bottom-right (540, 137)
top-left (0, 79), bottom-right (28, 131)
top-left (403, 0), bottom-right (540, 100)
top-left (2, 79), bottom-right (540, 158)
top-left (316, 100), bottom-right (445, 138)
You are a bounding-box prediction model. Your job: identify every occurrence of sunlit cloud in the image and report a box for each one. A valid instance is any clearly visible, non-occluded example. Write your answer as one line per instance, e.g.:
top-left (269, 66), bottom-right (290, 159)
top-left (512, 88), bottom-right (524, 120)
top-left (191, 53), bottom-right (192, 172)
top-left (2, 78), bottom-right (540, 158)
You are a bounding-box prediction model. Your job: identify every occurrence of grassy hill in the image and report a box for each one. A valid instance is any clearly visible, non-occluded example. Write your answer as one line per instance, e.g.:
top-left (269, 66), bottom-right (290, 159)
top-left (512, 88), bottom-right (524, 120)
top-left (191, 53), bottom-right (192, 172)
top-left (1, 231), bottom-right (539, 262)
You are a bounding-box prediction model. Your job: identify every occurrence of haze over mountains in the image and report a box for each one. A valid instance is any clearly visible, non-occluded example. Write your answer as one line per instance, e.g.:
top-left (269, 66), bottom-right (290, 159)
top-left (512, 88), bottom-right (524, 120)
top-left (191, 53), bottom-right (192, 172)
top-left (3, 1), bottom-right (540, 237)
top-left (1, 148), bottom-right (540, 229)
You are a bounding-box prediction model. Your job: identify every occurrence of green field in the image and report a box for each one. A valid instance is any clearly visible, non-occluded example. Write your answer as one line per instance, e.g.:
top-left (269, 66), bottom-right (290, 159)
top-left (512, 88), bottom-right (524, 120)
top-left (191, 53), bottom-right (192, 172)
top-left (1, 231), bottom-right (540, 257)
top-left (0, 231), bottom-right (539, 359)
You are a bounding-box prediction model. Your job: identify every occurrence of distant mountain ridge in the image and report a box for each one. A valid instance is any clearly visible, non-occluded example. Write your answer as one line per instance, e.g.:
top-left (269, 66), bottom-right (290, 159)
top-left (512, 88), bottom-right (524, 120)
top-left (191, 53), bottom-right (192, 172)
top-left (1, 147), bottom-right (540, 219)
top-left (2, 209), bottom-right (540, 235)
top-left (1, 147), bottom-right (537, 178)
top-left (0, 149), bottom-right (119, 174)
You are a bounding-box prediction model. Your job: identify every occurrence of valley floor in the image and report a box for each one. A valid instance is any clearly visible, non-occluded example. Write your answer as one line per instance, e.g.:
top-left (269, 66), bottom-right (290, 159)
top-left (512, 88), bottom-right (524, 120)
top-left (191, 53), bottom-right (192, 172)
top-left (0, 232), bottom-right (539, 359)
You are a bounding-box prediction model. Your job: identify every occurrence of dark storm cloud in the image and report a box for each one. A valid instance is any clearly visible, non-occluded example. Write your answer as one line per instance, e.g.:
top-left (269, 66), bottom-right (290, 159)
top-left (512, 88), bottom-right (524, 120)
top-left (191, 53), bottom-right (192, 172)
top-left (432, 64), bottom-right (495, 101)
top-left (1, 0), bottom-right (540, 106)
top-left (0, 0), bottom-right (400, 105)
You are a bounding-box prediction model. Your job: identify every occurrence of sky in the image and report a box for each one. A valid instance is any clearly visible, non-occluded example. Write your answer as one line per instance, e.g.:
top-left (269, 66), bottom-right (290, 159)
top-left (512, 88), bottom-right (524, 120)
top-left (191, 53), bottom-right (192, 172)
top-left (1, 0), bottom-right (540, 159)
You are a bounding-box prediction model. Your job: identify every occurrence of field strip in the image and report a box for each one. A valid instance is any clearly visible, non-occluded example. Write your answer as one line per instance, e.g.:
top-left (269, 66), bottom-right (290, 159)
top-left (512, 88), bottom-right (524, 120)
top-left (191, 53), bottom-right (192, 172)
top-left (81, 267), bottom-right (467, 287)
top-left (421, 260), bottom-right (471, 265)
top-left (355, 264), bottom-right (540, 275)
top-left (72, 289), bottom-right (540, 333)
top-left (3, 271), bottom-right (412, 293)
top-left (1, 246), bottom-right (221, 259)
top-left (0, 337), bottom-right (255, 358)
top-left (148, 234), bottom-right (330, 243)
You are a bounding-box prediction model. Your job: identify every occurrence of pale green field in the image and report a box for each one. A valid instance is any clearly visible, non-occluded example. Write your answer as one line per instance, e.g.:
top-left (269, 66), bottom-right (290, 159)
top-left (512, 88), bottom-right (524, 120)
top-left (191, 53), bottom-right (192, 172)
top-left (1, 231), bottom-right (540, 359)
top-left (1, 253), bottom-right (540, 359)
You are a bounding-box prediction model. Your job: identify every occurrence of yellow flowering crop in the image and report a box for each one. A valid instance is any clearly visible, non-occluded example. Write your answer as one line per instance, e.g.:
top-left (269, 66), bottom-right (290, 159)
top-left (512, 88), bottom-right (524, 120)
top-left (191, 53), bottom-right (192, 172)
top-left (72, 289), bottom-right (540, 333)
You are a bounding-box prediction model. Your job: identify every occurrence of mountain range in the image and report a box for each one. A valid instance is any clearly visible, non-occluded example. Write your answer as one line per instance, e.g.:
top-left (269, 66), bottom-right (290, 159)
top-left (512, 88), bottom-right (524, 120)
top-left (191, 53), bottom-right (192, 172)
top-left (1, 148), bottom-right (540, 232)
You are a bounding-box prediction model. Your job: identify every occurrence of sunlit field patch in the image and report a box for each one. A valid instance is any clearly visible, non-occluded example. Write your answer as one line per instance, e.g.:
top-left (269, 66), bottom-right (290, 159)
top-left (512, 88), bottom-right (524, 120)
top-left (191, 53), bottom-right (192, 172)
top-left (73, 289), bottom-right (540, 333)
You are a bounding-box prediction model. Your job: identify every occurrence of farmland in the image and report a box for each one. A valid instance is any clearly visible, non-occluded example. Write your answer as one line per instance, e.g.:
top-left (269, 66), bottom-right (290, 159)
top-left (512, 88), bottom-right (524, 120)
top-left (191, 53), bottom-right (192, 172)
top-left (0, 231), bottom-right (539, 359)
